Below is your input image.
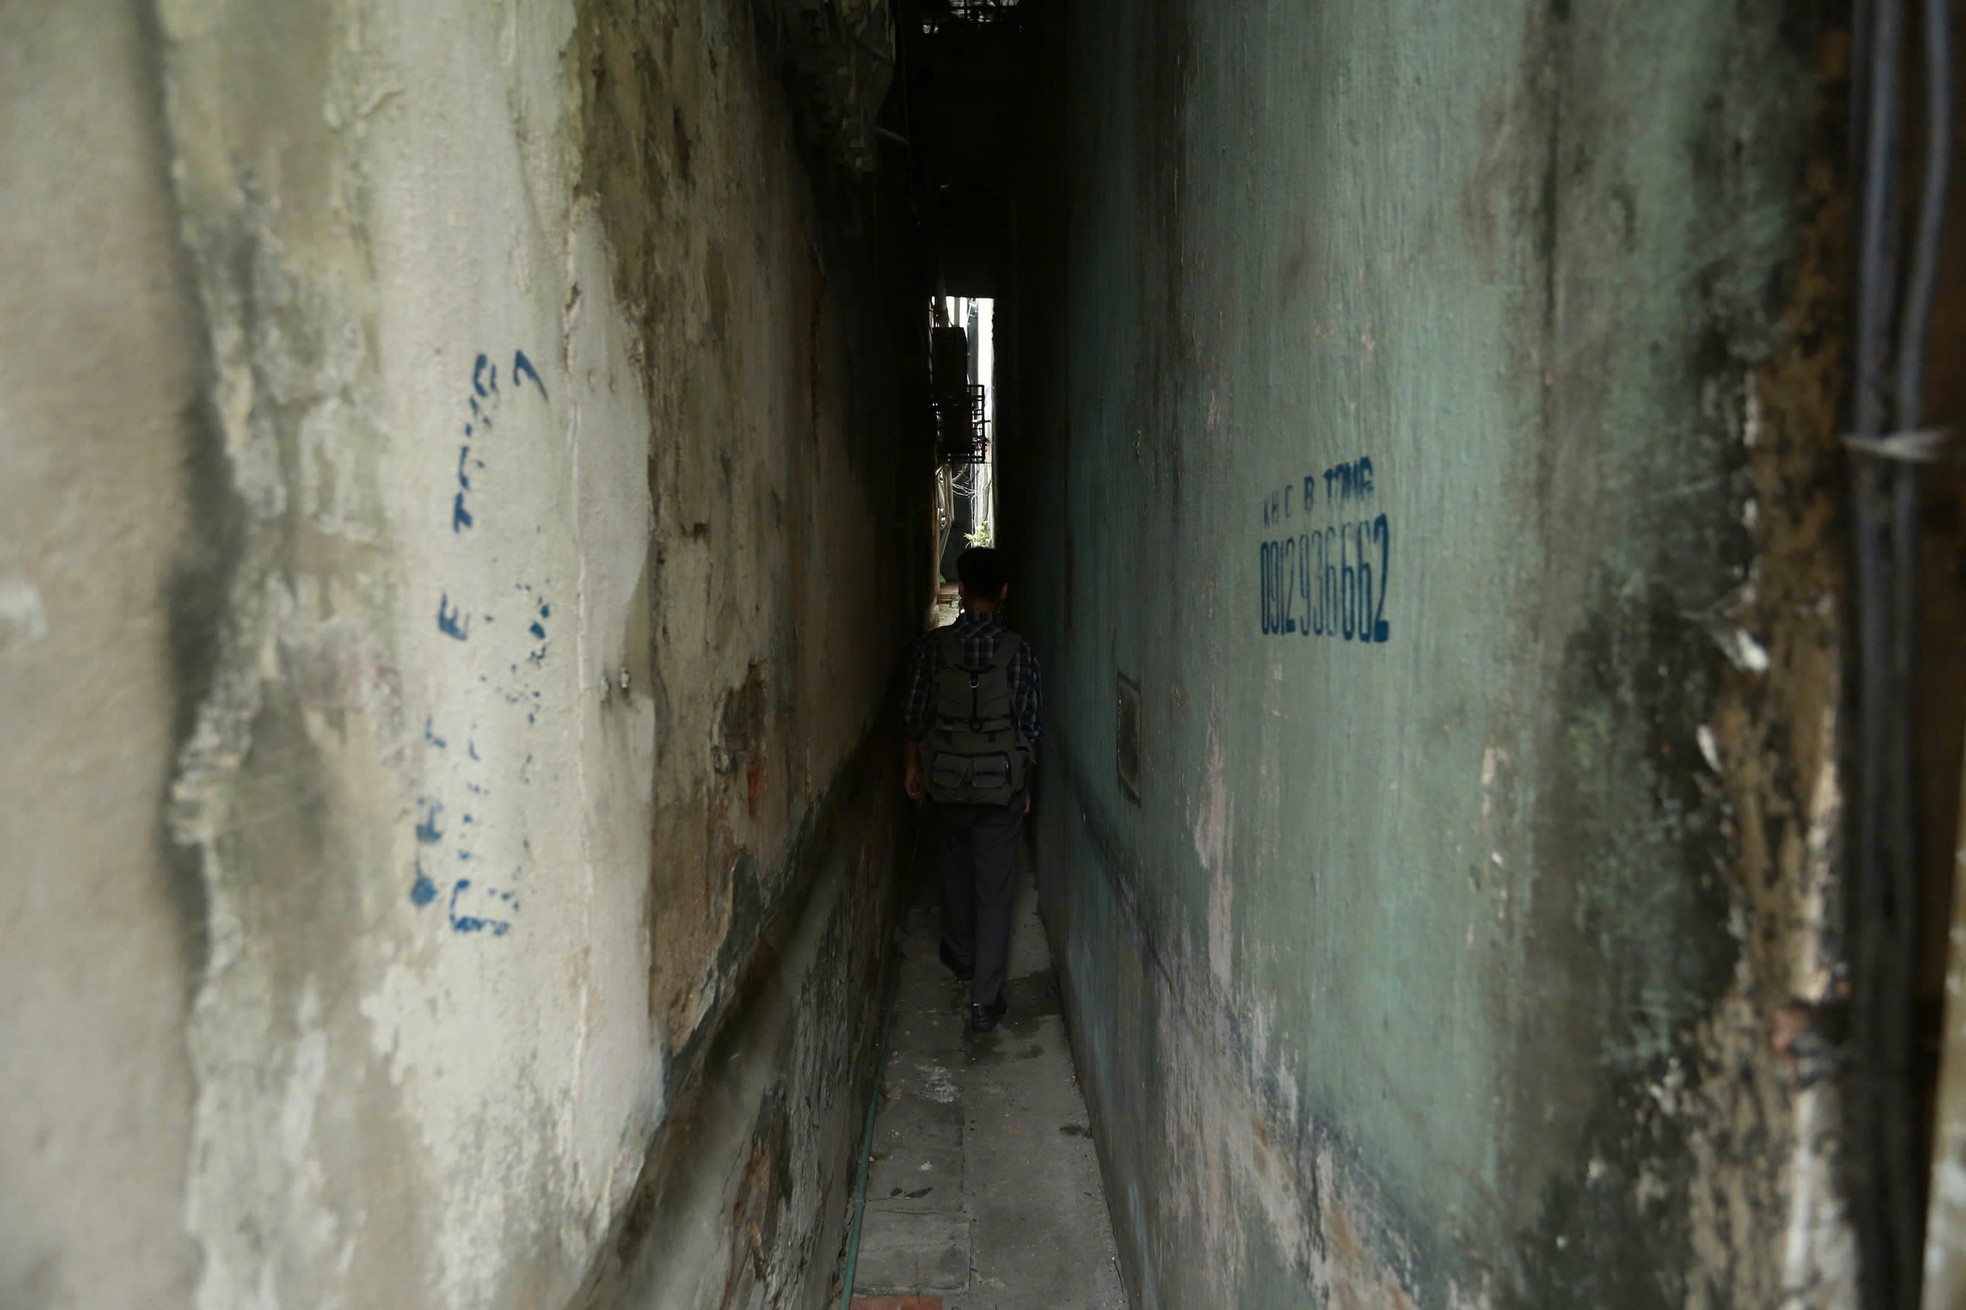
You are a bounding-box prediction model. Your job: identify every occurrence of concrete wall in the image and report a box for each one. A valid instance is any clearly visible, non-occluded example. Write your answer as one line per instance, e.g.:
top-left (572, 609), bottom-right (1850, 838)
top-left (0, 3), bottom-right (205, 1303)
top-left (0, 2), bottom-right (913, 1308)
top-left (1009, 0), bottom-right (1856, 1305)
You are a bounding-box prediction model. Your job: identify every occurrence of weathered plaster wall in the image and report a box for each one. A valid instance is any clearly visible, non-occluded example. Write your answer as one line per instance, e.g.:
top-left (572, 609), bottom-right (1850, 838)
top-left (0, 2), bottom-right (204, 1304)
top-left (1009, 1), bottom-right (1856, 1305)
top-left (1, 1), bottom-right (911, 1307)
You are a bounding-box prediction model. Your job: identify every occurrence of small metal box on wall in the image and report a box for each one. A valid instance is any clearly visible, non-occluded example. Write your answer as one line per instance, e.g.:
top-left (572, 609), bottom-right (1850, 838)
top-left (1115, 672), bottom-right (1141, 803)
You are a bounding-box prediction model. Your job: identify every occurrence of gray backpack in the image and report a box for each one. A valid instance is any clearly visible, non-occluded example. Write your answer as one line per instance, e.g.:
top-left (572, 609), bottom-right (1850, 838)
top-left (924, 628), bottom-right (1028, 805)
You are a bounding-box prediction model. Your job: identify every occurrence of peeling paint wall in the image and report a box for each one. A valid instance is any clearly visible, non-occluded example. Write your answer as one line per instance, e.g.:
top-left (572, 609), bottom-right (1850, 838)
top-left (1008, 0), bottom-right (1858, 1305)
top-left (0, 2), bottom-right (204, 1304)
top-left (1, 1), bottom-right (912, 1307)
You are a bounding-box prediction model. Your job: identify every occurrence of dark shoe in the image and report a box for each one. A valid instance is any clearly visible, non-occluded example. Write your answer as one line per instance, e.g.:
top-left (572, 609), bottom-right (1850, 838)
top-left (939, 941), bottom-right (974, 981)
top-left (969, 999), bottom-right (1007, 1033)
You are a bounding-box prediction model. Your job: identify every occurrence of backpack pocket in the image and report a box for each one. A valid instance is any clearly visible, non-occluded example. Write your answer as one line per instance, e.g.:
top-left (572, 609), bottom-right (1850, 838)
top-left (968, 751), bottom-right (1013, 794)
top-left (928, 750), bottom-right (970, 793)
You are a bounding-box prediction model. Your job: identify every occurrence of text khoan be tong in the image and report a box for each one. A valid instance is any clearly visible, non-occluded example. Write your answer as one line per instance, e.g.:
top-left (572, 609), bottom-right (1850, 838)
top-left (1258, 455), bottom-right (1390, 644)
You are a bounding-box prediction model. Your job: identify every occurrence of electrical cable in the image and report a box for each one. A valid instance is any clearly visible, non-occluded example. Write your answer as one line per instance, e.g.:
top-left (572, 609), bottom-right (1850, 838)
top-left (1847, 0), bottom-right (1952, 1299)
top-left (1899, 0), bottom-right (1953, 413)
top-left (1892, 0), bottom-right (1950, 1294)
top-left (836, 811), bottom-right (920, 1310)
top-left (836, 995), bottom-right (892, 1310)
top-left (1850, 0), bottom-right (1906, 1296)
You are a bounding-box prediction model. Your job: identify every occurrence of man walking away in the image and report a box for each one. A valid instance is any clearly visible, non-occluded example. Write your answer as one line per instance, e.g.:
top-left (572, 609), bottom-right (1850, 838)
top-left (903, 547), bottom-right (1043, 1033)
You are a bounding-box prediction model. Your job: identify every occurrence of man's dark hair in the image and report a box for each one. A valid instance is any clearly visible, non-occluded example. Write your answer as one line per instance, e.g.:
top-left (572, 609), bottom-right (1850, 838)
top-left (957, 547), bottom-right (1009, 598)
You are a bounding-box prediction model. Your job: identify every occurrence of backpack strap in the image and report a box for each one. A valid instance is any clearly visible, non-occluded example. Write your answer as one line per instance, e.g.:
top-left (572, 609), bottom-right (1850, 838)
top-left (976, 632), bottom-right (1021, 731)
top-left (930, 627), bottom-right (972, 729)
top-left (994, 633), bottom-right (1029, 750)
top-left (934, 626), bottom-right (966, 668)
top-left (935, 626), bottom-right (1020, 673)
top-left (932, 626), bottom-right (1021, 732)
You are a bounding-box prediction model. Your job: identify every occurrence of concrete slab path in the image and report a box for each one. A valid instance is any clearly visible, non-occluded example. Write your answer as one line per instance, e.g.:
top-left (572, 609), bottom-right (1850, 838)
top-left (845, 852), bottom-right (1128, 1310)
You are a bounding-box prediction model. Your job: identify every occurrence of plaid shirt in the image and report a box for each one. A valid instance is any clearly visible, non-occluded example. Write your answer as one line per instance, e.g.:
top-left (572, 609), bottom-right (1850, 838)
top-left (903, 610), bottom-right (1043, 750)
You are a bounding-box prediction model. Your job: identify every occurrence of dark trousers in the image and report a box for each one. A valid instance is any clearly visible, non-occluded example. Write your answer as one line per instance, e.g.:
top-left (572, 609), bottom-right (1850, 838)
top-left (932, 796), bottom-right (1024, 1007)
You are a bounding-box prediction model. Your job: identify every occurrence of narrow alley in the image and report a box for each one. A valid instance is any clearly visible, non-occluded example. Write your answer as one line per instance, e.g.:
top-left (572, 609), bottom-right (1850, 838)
top-left (7, 0), bottom-right (1966, 1309)
top-left (843, 856), bottom-right (1125, 1309)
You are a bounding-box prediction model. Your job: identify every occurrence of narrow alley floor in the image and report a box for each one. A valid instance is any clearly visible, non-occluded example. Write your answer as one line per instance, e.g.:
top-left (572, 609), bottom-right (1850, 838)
top-left (843, 850), bottom-right (1128, 1310)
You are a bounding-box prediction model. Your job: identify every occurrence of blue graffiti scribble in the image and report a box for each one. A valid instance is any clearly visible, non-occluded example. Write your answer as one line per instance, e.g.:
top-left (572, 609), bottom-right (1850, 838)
top-left (452, 440), bottom-right (476, 532)
top-left (473, 353), bottom-right (491, 398)
top-left (438, 594), bottom-right (468, 641)
top-left (527, 598), bottom-right (552, 666)
top-left (410, 861), bottom-right (438, 907)
top-left (448, 879), bottom-right (512, 936)
top-left (415, 802), bottom-right (444, 844)
top-left (513, 350), bottom-right (547, 399)
top-left (423, 716), bottom-right (447, 749)
top-left (467, 739), bottom-right (481, 762)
